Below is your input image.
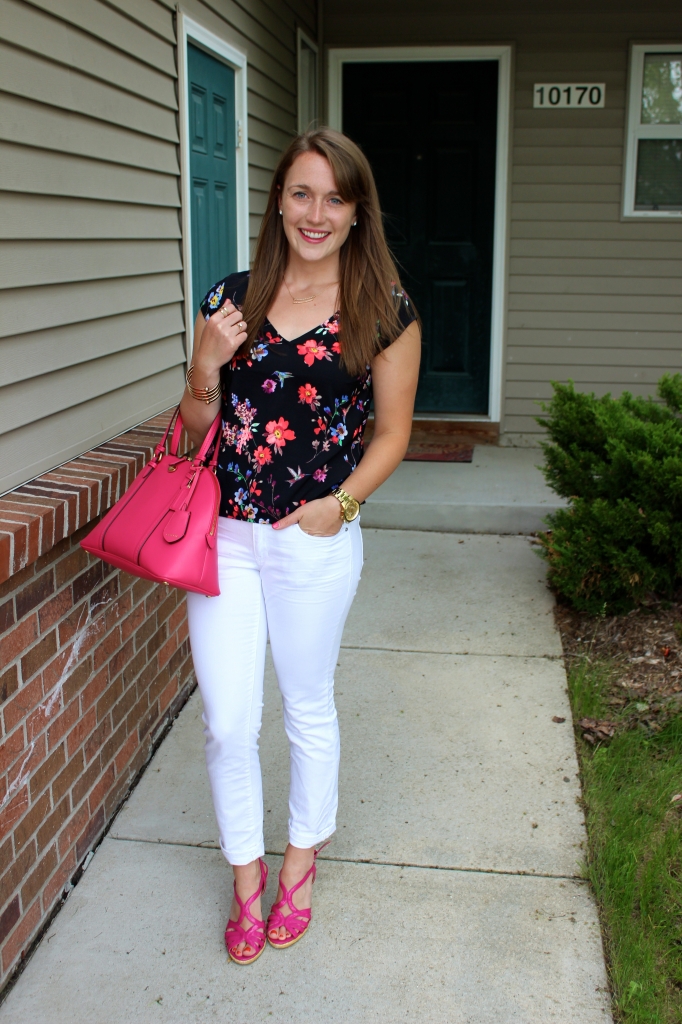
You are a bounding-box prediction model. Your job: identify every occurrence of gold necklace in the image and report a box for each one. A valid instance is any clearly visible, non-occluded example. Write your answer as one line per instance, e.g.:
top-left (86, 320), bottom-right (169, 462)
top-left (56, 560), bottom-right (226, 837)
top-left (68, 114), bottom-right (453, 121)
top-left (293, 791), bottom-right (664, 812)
top-left (284, 279), bottom-right (316, 304)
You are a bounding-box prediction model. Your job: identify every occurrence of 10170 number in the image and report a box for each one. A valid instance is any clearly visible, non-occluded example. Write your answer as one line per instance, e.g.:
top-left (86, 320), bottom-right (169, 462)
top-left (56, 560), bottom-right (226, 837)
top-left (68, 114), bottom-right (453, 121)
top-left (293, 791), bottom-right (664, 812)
top-left (533, 84), bottom-right (605, 108)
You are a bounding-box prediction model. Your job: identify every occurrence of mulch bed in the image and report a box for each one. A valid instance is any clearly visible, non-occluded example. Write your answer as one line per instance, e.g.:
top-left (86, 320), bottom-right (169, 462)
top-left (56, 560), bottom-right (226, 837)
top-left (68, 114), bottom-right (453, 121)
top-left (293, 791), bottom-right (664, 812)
top-left (555, 601), bottom-right (682, 741)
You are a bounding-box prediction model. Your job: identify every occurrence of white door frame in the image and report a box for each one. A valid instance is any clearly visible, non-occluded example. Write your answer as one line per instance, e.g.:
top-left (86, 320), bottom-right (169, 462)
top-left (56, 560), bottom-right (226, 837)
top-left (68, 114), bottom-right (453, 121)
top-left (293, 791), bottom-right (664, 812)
top-left (297, 27), bottom-right (319, 131)
top-left (327, 46), bottom-right (512, 423)
top-left (177, 12), bottom-right (249, 361)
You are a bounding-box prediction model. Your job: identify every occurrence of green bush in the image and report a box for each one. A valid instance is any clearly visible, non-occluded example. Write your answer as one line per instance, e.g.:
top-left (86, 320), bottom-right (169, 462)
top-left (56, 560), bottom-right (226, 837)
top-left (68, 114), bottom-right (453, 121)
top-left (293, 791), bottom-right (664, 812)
top-left (536, 374), bottom-right (682, 614)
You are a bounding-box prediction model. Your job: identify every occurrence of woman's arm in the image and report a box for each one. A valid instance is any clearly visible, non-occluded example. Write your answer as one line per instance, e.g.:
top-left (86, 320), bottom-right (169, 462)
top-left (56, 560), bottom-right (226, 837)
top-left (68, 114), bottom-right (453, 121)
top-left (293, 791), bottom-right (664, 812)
top-left (335, 315), bottom-right (417, 499)
top-left (337, 319), bottom-right (421, 501)
top-left (274, 320), bottom-right (421, 533)
top-left (179, 302), bottom-right (248, 448)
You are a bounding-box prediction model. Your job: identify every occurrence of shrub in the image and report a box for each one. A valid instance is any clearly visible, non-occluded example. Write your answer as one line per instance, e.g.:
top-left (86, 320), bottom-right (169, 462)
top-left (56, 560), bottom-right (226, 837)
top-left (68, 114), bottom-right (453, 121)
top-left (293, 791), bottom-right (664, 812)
top-left (536, 374), bottom-right (682, 614)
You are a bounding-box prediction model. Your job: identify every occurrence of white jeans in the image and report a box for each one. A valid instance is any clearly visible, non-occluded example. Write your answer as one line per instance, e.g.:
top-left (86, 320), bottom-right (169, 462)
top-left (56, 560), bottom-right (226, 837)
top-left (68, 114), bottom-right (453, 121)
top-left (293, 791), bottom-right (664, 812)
top-left (186, 516), bottom-right (363, 865)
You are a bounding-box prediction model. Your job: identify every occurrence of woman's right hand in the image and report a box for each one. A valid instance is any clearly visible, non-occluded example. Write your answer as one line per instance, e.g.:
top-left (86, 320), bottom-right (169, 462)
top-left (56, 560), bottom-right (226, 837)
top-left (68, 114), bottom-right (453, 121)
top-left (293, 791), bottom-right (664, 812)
top-left (193, 300), bottom-right (248, 376)
top-left (179, 302), bottom-right (249, 447)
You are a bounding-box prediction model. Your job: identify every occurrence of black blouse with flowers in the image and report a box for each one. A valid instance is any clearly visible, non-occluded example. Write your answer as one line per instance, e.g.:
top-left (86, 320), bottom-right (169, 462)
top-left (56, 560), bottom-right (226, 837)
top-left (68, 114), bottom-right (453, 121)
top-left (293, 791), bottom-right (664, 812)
top-left (200, 271), bottom-right (415, 524)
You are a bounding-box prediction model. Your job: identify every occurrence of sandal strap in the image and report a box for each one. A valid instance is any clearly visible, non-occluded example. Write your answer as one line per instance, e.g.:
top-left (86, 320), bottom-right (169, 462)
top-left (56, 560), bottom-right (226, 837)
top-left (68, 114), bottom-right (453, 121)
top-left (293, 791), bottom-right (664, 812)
top-left (267, 906), bottom-right (311, 938)
top-left (311, 838), bottom-right (332, 883)
top-left (226, 917), bottom-right (265, 949)
top-left (225, 859), bottom-right (268, 952)
top-left (240, 883), bottom-right (262, 925)
top-left (315, 839), bottom-right (332, 858)
top-left (266, 842), bottom-right (332, 937)
top-left (284, 861), bottom-right (316, 901)
top-left (233, 859), bottom-right (267, 925)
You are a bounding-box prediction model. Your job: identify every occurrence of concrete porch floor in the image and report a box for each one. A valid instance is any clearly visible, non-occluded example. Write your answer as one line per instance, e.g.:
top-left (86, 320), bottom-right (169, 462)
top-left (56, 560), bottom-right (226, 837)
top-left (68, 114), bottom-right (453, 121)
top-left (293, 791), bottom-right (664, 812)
top-left (0, 530), bottom-right (611, 1023)
top-left (362, 446), bottom-right (567, 534)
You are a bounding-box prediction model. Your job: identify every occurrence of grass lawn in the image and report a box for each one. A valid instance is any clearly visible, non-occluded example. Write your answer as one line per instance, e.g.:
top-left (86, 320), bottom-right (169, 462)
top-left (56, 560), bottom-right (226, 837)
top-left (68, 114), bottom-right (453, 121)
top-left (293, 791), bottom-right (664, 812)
top-left (568, 656), bottom-right (682, 1023)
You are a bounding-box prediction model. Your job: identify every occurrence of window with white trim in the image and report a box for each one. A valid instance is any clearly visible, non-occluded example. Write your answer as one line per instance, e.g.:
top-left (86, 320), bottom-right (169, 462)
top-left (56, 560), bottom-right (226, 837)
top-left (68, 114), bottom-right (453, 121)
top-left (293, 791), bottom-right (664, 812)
top-left (624, 44), bottom-right (682, 217)
top-left (297, 29), bottom-right (318, 132)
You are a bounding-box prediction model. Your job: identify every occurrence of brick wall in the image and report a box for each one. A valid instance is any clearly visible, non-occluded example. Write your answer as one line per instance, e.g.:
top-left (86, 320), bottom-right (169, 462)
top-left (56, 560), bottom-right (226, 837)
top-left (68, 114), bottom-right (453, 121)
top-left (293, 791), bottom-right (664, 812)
top-left (0, 413), bottom-right (195, 989)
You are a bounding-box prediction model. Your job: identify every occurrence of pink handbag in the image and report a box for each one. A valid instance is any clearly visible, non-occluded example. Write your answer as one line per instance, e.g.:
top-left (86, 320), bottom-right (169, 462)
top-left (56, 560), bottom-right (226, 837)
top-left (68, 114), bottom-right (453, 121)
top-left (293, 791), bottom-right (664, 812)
top-left (81, 409), bottom-right (222, 596)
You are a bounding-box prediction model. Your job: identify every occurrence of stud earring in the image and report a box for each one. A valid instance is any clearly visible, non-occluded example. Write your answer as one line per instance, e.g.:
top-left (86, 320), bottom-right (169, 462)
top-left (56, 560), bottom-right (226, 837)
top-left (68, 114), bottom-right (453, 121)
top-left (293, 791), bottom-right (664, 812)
top-left (279, 209), bottom-right (283, 216)
top-left (352, 221), bottom-right (357, 227)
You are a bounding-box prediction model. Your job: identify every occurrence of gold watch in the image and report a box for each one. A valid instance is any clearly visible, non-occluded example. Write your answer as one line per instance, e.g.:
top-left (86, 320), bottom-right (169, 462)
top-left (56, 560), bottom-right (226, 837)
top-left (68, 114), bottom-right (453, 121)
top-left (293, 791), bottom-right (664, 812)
top-left (331, 486), bottom-right (360, 522)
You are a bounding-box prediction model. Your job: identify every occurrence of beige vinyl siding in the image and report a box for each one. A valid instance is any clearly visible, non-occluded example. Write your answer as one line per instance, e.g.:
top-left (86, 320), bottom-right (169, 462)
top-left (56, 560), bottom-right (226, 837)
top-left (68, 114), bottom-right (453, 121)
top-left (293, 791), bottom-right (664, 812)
top-left (2, 369), bottom-right (183, 494)
top-left (0, 0), bottom-right (184, 493)
top-left (325, 0), bottom-right (682, 440)
top-left (0, 195), bottom-right (181, 240)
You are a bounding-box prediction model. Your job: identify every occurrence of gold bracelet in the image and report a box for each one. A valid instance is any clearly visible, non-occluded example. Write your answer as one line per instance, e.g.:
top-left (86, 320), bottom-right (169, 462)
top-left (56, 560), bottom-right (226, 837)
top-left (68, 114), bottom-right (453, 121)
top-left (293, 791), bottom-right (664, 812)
top-left (186, 364), bottom-right (221, 404)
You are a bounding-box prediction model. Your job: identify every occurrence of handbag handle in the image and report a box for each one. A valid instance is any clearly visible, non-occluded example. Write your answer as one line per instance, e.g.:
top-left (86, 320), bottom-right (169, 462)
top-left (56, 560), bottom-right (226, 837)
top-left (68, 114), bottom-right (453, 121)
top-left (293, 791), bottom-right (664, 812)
top-left (153, 407), bottom-right (179, 459)
top-left (170, 411), bottom-right (185, 455)
top-left (153, 407), bottom-right (222, 469)
top-left (195, 413), bottom-right (222, 469)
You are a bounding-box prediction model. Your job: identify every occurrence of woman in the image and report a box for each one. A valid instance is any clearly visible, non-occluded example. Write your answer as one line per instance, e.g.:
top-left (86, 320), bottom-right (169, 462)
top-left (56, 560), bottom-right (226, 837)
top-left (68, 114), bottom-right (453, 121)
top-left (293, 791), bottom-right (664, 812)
top-left (180, 127), bottom-right (420, 965)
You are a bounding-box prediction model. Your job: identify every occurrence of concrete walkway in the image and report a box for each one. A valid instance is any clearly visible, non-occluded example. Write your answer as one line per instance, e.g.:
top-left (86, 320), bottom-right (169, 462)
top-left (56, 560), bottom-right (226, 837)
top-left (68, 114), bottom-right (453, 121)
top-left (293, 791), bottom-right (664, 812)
top-left (0, 530), bottom-right (611, 1023)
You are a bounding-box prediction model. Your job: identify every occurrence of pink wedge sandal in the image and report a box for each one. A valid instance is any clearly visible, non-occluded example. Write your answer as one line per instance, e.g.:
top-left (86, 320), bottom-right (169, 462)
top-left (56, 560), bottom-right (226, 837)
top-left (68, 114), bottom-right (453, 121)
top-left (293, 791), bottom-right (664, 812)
top-left (225, 858), bottom-right (269, 965)
top-left (267, 841), bottom-right (331, 949)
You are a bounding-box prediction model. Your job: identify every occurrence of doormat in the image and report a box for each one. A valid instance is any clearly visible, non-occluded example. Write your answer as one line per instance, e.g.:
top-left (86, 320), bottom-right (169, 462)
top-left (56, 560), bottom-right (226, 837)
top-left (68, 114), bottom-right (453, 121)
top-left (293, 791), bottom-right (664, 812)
top-left (403, 443), bottom-right (474, 463)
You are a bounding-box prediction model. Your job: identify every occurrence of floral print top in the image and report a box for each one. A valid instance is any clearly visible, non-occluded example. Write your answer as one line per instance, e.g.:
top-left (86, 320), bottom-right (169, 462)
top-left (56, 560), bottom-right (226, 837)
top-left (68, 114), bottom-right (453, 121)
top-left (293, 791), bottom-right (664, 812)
top-left (200, 271), bottom-right (416, 524)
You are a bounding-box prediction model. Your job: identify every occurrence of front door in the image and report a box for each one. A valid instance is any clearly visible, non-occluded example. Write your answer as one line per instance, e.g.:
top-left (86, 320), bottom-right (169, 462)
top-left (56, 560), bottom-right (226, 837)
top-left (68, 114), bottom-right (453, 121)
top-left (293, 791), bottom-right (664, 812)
top-left (187, 43), bottom-right (238, 316)
top-left (343, 61), bottom-right (498, 413)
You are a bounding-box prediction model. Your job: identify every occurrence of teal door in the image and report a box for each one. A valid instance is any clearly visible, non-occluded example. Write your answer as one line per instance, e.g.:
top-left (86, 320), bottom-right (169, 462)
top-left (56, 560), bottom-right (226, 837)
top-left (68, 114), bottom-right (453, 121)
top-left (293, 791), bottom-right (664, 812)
top-left (343, 61), bottom-right (498, 414)
top-left (187, 43), bottom-right (238, 316)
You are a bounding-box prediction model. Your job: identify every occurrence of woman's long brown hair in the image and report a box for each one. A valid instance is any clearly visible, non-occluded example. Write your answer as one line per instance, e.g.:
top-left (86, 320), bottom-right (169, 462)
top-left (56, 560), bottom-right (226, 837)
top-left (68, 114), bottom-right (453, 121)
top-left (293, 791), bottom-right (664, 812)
top-left (240, 127), bottom-right (415, 377)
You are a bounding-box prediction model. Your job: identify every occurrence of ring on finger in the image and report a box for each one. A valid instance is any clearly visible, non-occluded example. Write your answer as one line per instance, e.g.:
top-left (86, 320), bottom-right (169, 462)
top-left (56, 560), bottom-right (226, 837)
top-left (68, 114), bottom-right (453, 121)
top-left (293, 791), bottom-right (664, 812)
top-left (220, 306), bottom-right (230, 318)
top-left (237, 320), bottom-right (247, 332)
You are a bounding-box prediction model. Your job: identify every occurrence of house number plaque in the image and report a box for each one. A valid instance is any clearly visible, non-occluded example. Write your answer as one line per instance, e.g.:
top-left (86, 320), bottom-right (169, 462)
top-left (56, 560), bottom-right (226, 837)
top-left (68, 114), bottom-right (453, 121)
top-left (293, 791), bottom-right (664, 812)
top-left (534, 83), bottom-right (605, 108)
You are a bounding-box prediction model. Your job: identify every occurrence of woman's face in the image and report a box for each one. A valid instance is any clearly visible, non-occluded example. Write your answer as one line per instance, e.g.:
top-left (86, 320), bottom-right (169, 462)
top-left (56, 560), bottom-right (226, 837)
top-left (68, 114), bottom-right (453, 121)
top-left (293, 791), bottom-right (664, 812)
top-left (279, 151), bottom-right (357, 266)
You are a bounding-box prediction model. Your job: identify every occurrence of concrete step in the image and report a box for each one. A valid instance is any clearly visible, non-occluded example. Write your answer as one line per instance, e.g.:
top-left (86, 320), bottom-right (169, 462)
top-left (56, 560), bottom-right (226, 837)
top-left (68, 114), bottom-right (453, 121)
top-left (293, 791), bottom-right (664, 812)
top-left (362, 445), bottom-right (566, 534)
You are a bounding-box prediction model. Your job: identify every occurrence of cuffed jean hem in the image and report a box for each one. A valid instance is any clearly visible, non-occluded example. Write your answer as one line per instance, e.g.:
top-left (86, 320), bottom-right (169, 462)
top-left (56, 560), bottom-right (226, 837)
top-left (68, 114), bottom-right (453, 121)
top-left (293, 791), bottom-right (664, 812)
top-left (288, 826), bottom-right (336, 851)
top-left (221, 839), bottom-right (266, 867)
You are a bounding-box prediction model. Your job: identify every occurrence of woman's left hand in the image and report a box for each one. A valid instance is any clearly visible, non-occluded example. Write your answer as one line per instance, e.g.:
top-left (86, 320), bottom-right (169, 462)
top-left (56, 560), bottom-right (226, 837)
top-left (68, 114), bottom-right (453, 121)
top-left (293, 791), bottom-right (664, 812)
top-left (273, 495), bottom-right (343, 536)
